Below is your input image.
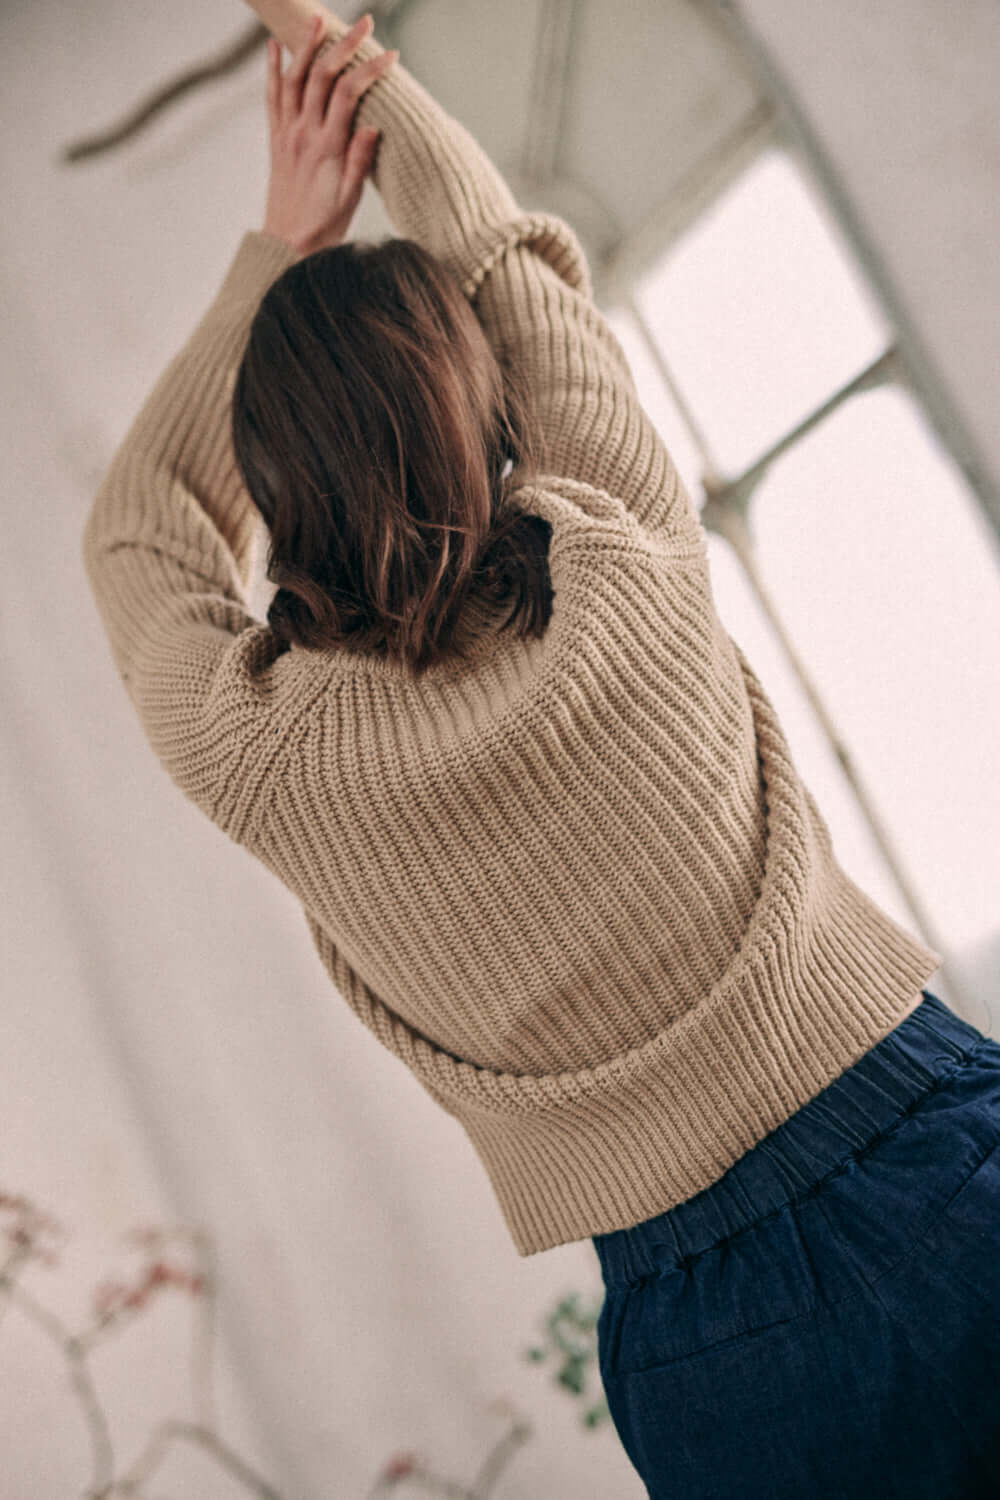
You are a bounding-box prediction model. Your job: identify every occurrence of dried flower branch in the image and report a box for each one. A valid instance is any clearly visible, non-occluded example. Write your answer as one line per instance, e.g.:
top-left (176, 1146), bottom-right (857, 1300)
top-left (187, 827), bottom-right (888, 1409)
top-left (0, 1189), bottom-right (275, 1498)
top-left (1, 1182), bottom-right (603, 1497)
top-left (364, 1400), bottom-right (533, 1498)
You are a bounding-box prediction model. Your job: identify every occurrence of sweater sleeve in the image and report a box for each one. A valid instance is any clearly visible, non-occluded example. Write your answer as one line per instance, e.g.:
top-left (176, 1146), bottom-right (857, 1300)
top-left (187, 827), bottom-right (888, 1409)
top-left (306, 4), bottom-right (703, 542)
top-left (81, 229), bottom-right (304, 841)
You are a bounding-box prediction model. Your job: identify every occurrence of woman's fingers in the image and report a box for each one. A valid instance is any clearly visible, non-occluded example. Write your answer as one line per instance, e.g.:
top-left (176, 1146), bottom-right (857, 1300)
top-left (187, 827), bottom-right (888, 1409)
top-left (302, 12), bottom-right (371, 126)
top-left (270, 7), bottom-right (398, 171)
top-left (316, 10), bottom-right (373, 67)
top-left (266, 37), bottom-right (281, 131)
top-left (282, 14), bottom-right (324, 119)
top-left (340, 124), bottom-right (380, 208)
top-left (322, 48), bottom-right (397, 154)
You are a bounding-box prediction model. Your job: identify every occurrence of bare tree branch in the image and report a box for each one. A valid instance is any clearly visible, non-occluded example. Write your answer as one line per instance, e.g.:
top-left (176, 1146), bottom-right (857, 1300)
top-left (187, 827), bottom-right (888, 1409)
top-left (59, 20), bottom-right (269, 164)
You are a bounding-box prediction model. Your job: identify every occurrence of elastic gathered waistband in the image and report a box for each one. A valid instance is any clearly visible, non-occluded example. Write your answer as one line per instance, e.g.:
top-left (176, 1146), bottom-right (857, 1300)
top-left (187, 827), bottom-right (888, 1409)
top-left (592, 991), bottom-right (990, 1289)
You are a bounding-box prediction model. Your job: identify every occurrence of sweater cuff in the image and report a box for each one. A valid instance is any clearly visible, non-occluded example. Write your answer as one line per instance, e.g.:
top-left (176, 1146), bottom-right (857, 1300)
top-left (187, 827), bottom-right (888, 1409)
top-left (216, 230), bottom-right (304, 311)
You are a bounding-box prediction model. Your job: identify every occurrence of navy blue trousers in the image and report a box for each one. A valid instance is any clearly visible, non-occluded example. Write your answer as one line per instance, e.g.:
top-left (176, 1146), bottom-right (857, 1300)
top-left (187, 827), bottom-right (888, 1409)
top-left (593, 991), bottom-right (1000, 1498)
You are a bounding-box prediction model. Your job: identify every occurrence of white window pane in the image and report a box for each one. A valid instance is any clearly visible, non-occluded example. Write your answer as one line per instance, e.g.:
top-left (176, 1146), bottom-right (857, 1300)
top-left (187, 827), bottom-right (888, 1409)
top-left (605, 304), bottom-right (705, 506)
top-left (738, 386), bottom-right (999, 996)
top-left (633, 147), bottom-right (893, 477)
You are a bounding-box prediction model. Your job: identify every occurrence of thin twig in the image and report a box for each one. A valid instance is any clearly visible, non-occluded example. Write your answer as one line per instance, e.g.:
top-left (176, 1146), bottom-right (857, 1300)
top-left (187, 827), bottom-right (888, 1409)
top-left (59, 20), bottom-right (269, 164)
top-left (2, 1280), bottom-right (116, 1494)
top-left (106, 1421), bottom-right (283, 1500)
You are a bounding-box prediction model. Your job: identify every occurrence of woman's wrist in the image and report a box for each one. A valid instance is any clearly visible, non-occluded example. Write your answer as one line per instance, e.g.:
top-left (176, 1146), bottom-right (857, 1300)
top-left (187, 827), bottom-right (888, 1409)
top-left (244, 1), bottom-right (349, 58)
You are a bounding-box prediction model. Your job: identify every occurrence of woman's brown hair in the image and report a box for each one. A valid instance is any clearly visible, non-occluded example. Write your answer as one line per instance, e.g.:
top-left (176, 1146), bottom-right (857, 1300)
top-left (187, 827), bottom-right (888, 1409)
top-left (231, 236), bottom-right (552, 677)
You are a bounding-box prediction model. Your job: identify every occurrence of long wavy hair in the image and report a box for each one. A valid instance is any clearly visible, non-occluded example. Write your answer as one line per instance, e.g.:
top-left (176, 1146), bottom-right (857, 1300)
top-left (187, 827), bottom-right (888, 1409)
top-left (230, 236), bottom-right (552, 677)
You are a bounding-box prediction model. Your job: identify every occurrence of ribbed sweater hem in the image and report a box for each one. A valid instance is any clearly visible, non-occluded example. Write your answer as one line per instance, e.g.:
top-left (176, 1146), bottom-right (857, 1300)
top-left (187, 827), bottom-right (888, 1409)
top-left (454, 855), bottom-right (938, 1254)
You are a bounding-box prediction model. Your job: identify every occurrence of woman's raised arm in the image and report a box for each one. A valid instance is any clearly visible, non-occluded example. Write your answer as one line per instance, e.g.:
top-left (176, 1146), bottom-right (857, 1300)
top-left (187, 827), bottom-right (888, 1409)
top-left (244, 1), bottom-right (702, 541)
top-left (246, 1), bottom-right (525, 286)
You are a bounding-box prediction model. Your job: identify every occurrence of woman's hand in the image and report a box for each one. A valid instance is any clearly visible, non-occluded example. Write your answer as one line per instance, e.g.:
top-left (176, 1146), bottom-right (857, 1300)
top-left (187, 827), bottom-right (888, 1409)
top-left (262, 12), bottom-right (398, 257)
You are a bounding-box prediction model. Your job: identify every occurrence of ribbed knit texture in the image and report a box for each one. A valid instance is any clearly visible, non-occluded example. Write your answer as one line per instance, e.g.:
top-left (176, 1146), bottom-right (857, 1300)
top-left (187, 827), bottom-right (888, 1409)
top-left (82, 16), bottom-right (942, 1255)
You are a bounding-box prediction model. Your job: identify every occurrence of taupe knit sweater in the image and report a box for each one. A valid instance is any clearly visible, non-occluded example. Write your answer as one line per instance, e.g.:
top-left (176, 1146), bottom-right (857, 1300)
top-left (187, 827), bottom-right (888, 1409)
top-left (82, 15), bottom-right (942, 1255)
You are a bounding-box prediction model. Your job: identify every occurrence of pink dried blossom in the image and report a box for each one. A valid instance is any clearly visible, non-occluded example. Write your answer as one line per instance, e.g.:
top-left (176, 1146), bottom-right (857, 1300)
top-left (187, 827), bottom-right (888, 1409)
top-left (382, 1451), bottom-right (421, 1480)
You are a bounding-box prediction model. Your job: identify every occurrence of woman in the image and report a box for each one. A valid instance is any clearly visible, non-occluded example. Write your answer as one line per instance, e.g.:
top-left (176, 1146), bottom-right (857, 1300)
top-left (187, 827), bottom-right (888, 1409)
top-left (81, 6), bottom-right (1000, 1494)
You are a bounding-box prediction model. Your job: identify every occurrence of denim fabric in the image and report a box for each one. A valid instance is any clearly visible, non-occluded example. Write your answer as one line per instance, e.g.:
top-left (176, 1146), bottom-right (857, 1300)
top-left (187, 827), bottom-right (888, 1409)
top-left (593, 991), bottom-right (1000, 1498)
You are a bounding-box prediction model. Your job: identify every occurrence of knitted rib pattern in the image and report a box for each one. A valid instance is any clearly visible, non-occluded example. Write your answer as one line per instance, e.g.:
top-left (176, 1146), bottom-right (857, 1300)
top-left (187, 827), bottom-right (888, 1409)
top-left (82, 17), bottom-right (942, 1255)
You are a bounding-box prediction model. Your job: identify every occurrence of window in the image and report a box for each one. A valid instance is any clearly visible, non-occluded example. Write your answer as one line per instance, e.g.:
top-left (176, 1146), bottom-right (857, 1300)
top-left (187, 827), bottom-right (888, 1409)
top-left (606, 146), bottom-right (999, 1027)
